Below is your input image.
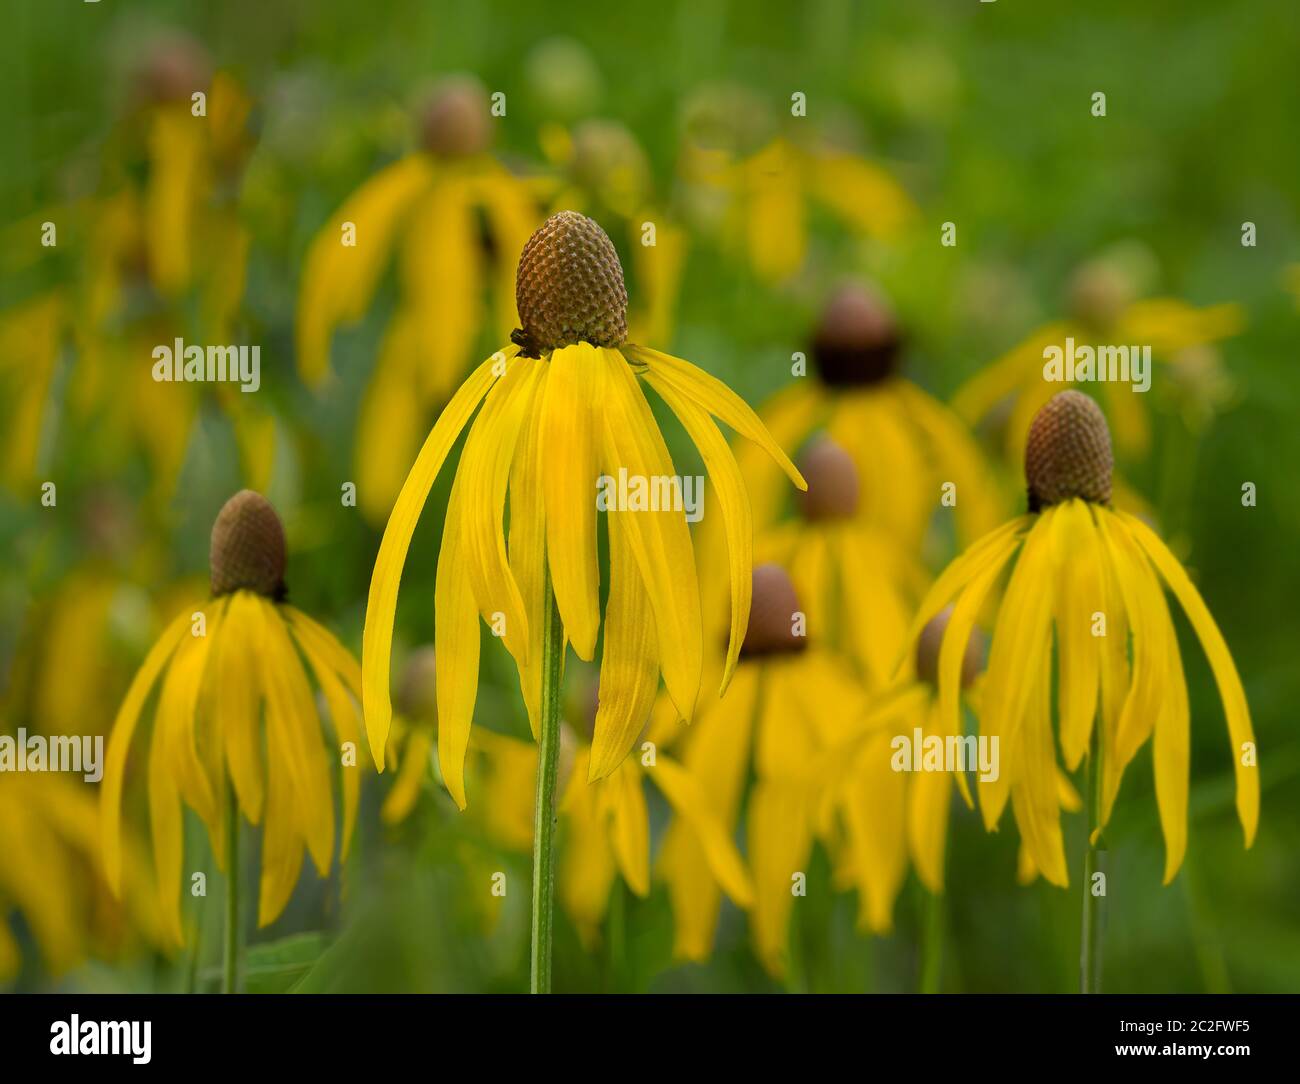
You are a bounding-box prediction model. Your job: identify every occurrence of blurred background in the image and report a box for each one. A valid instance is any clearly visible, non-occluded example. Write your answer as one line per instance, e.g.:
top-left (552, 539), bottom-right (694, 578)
top-left (0, 0), bottom-right (1297, 993)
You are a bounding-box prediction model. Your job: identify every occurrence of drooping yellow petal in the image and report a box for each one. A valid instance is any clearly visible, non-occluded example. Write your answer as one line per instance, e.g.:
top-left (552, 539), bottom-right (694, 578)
top-left (624, 344), bottom-right (806, 490)
top-left (742, 140), bottom-right (804, 282)
top-left (1051, 499), bottom-right (1105, 770)
top-left (540, 342), bottom-right (604, 659)
top-left (508, 363), bottom-right (550, 738)
top-left (747, 778), bottom-right (814, 976)
top-left (400, 175), bottom-right (484, 402)
top-left (978, 513), bottom-right (1056, 829)
top-left (1120, 511), bottom-right (1257, 847)
top-left (604, 764), bottom-right (651, 897)
top-left (649, 755), bottom-right (753, 907)
top-left (156, 603), bottom-right (222, 835)
top-left (643, 368), bottom-right (753, 693)
top-left (589, 510), bottom-right (661, 780)
top-left (460, 357), bottom-right (539, 667)
top-left (908, 699), bottom-right (953, 893)
top-left (254, 598), bottom-right (335, 873)
top-left (735, 381), bottom-right (824, 530)
top-left (146, 105), bottom-right (203, 295)
top-left (1142, 561), bottom-right (1190, 882)
top-left (434, 467), bottom-right (480, 811)
top-left (296, 155), bottom-right (434, 385)
top-left (600, 349), bottom-right (702, 721)
top-left (1009, 647), bottom-right (1068, 887)
top-left (258, 719), bottom-right (306, 928)
top-left (147, 694), bottom-right (185, 946)
top-left (363, 349), bottom-right (508, 771)
top-left (101, 608), bottom-right (192, 894)
top-left (287, 607), bottom-right (364, 856)
top-left (214, 591), bottom-right (264, 824)
top-left (558, 750), bottom-right (618, 946)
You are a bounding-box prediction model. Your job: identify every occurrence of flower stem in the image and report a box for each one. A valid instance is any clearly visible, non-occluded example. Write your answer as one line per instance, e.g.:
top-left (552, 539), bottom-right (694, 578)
top-left (1080, 726), bottom-right (1106, 993)
top-left (920, 889), bottom-right (944, 994)
top-left (223, 781), bottom-right (240, 994)
top-left (530, 568), bottom-right (565, 993)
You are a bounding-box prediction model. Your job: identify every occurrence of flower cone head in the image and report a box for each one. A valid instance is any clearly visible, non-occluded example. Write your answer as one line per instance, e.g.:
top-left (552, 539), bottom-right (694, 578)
top-left (741, 563), bottom-right (806, 658)
top-left (797, 435), bottom-right (859, 521)
top-left (514, 210), bottom-right (628, 355)
top-left (419, 75), bottom-right (491, 158)
top-left (209, 489), bottom-right (286, 598)
top-left (916, 604), bottom-right (984, 689)
top-left (1025, 390), bottom-right (1113, 512)
top-left (811, 281), bottom-right (901, 387)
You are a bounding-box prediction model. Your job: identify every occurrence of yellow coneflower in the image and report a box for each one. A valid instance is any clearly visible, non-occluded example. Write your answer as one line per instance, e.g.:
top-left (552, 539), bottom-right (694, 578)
top-left (1, 771), bottom-right (160, 986)
top-left (101, 491), bottom-right (370, 992)
top-left (737, 281), bottom-right (1006, 549)
top-left (904, 390), bottom-right (1257, 989)
top-left (754, 435), bottom-right (926, 692)
top-left (296, 75), bottom-right (541, 522)
top-left (676, 89), bottom-right (918, 283)
top-left (952, 249), bottom-right (1244, 464)
top-left (655, 563), bottom-right (911, 976)
top-left (362, 210), bottom-right (803, 990)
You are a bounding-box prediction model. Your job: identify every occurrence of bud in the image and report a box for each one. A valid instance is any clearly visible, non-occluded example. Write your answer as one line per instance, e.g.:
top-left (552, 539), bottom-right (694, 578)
top-left (419, 76), bottom-right (491, 158)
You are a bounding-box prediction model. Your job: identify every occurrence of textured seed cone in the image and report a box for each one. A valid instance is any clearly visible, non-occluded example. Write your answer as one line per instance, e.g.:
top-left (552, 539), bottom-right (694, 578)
top-left (514, 211), bottom-right (627, 355)
top-left (136, 33), bottom-right (212, 104)
top-left (396, 646), bottom-right (438, 721)
top-left (210, 490), bottom-right (287, 598)
top-left (797, 436), bottom-right (860, 521)
top-left (811, 282), bottom-right (902, 388)
top-left (1025, 390), bottom-right (1113, 512)
top-left (916, 605), bottom-right (985, 689)
top-left (740, 563), bottom-right (807, 659)
top-left (419, 76), bottom-right (491, 158)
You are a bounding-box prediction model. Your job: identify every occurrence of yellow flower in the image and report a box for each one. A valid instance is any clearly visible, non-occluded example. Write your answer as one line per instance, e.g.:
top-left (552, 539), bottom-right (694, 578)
top-left (755, 435), bottom-right (928, 691)
top-left (101, 491), bottom-right (370, 944)
top-left (952, 250), bottom-right (1245, 463)
top-left (363, 210), bottom-right (805, 809)
top-left (905, 391), bottom-right (1257, 886)
top-left (296, 76), bottom-right (542, 522)
top-left (738, 281), bottom-right (1006, 550)
top-left (676, 93), bottom-right (918, 283)
top-left (1, 772), bottom-right (161, 985)
top-left (655, 563), bottom-right (898, 974)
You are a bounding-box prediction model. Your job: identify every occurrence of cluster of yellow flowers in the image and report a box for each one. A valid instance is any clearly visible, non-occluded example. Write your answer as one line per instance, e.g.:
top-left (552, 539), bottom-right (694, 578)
top-left (0, 35), bottom-right (1259, 992)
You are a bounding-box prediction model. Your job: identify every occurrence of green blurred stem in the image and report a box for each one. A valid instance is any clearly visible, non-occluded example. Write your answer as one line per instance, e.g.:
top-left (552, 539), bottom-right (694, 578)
top-left (920, 889), bottom-right (944, 994)
top-left (1080, 726), bottom-right (1106, 993)
top-left (223, 782), bottom-right (240, 994)
top-left (530, 569), bottom-right (565, 994)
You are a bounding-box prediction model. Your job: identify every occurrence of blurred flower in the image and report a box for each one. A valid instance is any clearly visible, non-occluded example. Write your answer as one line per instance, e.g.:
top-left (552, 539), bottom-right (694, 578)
top-left (907, 391), bottom-right (1257, 884)
top-left (952, 245), bottom-right (1245, 464)
top-left (524, 36), bottom-right (604, 121)
top-left (677, 91), bottom-right (917, 283)
top-left (738, 281), bottom-right (1006, 550)
top-left (101, 491), bottom-right (371, 943)
top-left (655, 563), bottom-right (911, 973)
top-left (0, 771), bottom-right (161, 985)
top-left (297, 75), bottom-right (543, 522)
top-left (755, 435), bottom-right (926, 691)
top-left (363, 211), bottom-right (805, 809)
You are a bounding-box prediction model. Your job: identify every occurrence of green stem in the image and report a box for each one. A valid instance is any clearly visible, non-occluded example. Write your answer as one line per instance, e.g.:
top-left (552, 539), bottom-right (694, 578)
top-left (1080, 727), bottom-right (1106, 993)
top-left (920, 889), bottom-right (944, 994)
top-left (223, 782), bottom-right (240, 994)
top-left (530, 569), bottom-right (565, 994)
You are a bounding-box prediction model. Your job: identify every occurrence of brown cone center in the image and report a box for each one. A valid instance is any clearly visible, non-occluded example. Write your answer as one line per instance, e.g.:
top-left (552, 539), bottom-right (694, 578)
top-left (1024, 390), bottom-right (1114, 512)
top-left (210, 490), bottom-right (287, 598)
top-left (740, 563), bottom-right (807, 658)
